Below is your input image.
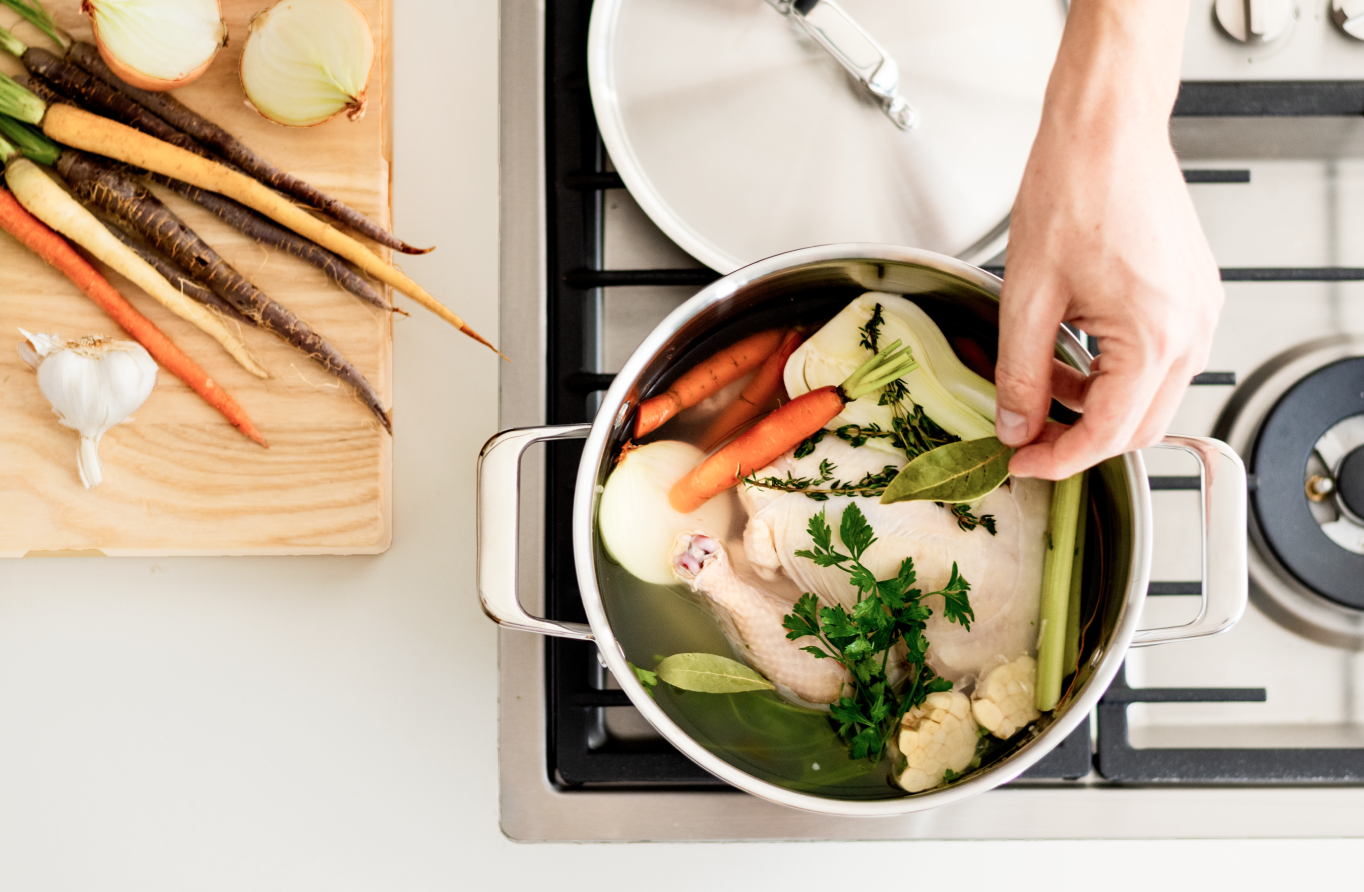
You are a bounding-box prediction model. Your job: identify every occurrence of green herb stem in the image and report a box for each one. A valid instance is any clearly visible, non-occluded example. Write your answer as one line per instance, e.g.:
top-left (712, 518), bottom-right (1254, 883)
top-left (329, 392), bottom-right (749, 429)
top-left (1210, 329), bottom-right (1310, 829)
top-left (1035, 471), bottom-right (1085, 712)
top-left (0, 114), bottom-right (58, 166)
top-left (0, 0), bottom-right (68, 51)
top-left (0, 71), bottom-right (46, 126)
top-left (0, 22), bottom-right (26, 58)
top-left (0, 130), bottom-right (18, 164)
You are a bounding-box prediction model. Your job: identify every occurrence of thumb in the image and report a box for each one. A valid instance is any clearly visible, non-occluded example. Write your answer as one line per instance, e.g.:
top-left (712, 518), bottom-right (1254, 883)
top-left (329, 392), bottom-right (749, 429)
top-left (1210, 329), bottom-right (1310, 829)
top-left (993, 282), bottom-right (1064, 448)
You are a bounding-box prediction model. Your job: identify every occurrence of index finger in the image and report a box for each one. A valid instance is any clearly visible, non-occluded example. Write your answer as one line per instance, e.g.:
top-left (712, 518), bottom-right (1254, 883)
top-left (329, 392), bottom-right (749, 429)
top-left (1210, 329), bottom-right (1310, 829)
top-left (1008, 357), bottom-right (1162, 479)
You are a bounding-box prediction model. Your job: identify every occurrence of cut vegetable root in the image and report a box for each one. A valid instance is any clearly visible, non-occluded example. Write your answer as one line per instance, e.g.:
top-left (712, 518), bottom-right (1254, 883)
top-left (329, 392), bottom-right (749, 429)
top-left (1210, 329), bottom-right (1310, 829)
top-left (39, 104), bottom-right (500, 356)
top-left (60, 150), bottom-right (391, 433)
top-left (9, 57), bottom-right (391, 311)
top-left (67, 38), bottom-right (433, 256)
top-left (0, 185), bottom-right (265, 446)
top-left (2, 156), bottom-right (268, 378)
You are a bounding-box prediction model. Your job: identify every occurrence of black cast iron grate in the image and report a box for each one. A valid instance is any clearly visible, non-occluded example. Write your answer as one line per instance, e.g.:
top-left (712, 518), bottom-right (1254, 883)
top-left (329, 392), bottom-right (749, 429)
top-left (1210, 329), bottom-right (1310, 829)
top-left (541, 0), bottom-right (1364, 789)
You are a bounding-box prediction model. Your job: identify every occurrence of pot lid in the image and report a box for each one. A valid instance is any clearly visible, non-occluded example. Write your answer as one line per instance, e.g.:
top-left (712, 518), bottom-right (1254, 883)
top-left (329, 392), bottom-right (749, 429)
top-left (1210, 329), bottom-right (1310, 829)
top-left (588, 0), bottom-right (1066, 273)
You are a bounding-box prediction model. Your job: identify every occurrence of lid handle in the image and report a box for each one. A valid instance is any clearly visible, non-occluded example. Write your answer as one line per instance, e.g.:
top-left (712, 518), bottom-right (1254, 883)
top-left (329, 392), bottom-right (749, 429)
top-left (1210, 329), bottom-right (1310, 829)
top-left (766, 0), bottom-right (918, 130)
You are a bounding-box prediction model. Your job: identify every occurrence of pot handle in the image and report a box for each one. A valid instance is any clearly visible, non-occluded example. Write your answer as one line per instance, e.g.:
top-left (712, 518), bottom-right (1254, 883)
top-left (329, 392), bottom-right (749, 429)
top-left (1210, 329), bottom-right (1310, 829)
top-left (477, 424), bottom-right (595, 641)
top-left (1130, 435), bottom-right (1248, 647)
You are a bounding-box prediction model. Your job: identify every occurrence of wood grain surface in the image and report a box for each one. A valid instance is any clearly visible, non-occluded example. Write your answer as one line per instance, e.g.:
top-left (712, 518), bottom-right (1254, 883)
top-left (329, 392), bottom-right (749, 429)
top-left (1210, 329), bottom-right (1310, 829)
top-left (0, 0), bottom-right (394, 556)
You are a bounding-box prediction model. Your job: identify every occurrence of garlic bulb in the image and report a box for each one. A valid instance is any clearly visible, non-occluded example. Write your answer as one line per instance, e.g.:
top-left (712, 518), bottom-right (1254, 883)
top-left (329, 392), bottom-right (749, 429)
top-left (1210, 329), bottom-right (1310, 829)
top-left (599, 441), bottom-right (733, 585)
top-left (239, 0), bottom-right (376, 128)
top-left (84, 0), bottom-right (227, 92)
top-left (19, 330), bottom-right (159, 489)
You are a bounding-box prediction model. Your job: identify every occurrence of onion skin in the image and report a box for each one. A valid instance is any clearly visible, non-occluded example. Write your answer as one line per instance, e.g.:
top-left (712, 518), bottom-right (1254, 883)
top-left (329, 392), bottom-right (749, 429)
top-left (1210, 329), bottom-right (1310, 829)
top-left (239, 0), bottom-right (376, 128)
top-left (96, 44), bottom-right (217, 94)
top-left (83, 0), bottom-right (228, 93)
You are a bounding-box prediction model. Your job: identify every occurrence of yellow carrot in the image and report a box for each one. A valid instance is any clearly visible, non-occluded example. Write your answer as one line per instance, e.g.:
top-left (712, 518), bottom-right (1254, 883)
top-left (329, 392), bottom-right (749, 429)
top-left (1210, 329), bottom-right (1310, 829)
top-left (5, 157), bottom-right (268, 378)
top-left (41, 104), bottom-right (502, 357)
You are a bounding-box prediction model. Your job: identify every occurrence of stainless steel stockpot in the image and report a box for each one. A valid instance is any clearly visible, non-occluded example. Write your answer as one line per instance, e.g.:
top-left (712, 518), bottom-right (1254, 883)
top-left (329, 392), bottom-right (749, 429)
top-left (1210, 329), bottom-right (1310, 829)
top-left (477, 244), bottom-right (1248, 817)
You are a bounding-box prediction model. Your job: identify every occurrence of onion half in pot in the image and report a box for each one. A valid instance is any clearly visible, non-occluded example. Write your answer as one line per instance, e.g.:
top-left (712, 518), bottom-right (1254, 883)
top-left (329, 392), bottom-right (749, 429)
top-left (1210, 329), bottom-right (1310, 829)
top-left (599, 441), bottom-right (734, 586)
top-left (83, 0), bottom-right (227, 92)
top-left (239, 0), bottom-right (376, 128)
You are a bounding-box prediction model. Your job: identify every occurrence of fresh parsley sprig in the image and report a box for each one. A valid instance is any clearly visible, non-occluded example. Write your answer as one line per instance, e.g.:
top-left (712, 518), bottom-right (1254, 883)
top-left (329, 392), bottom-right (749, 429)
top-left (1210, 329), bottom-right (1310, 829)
top-left (781, 503), bottom-right (974, 762)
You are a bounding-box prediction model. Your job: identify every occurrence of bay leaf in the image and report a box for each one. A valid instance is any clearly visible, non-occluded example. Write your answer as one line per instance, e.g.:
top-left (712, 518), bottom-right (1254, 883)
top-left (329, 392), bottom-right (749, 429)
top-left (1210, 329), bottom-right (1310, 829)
top-left (655, 653), bottom-right (776, 694)
top-left (880, 436), bottom-right (1015, 505)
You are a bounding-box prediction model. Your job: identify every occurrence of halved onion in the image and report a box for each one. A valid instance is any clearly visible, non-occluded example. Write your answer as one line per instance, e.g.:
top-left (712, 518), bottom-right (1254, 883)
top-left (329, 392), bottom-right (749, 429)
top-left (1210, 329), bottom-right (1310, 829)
top-left (83, 0), bottom-right (227, 92)
top-left (599, 441), bottom-right (734, 586)
top-left (239, 0), bottom-right (375, 128)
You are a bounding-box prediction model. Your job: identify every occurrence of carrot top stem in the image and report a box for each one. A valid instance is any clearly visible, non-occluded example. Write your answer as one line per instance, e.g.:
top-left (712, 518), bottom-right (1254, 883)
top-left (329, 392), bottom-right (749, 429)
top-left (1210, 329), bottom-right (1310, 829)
top-left (0, 22), bottom-right (24, 57)
top-left (0, 70), bottom-right (44, 125)
top-left (0, 0), bottom-right (69, 51)
top-left (0, 112), bottom-right (58, 166)
top-left (840, 339), bottom-right (919, 402)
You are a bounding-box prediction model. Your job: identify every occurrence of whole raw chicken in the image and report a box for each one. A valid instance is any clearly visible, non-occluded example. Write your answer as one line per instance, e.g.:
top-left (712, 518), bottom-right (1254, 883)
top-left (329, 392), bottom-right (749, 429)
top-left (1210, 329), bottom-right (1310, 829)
top-left (741, 437), bottom-right (1051, 683)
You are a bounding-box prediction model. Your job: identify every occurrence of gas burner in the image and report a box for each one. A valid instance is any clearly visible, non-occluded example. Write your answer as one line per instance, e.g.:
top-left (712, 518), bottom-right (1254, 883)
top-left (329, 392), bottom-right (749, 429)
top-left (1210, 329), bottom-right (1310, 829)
top-left (1216, 337), bottom-right (1364, 648)
top-left (1306, 415), bottom-right (1364, 553)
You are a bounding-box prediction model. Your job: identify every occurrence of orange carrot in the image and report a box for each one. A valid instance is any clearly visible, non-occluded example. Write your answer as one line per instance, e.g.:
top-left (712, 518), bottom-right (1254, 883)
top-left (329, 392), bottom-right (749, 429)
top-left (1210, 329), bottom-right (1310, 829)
top-left (699, 328), bottom-right (806, 451)
top-left (635, 328), bottom-right (786, 438)
top-left (0, 185), bottom-right (267, 447)
top-left (669, 341), bottom-right (919, 513)
top-left (671, 385), bottom-right (845, 513)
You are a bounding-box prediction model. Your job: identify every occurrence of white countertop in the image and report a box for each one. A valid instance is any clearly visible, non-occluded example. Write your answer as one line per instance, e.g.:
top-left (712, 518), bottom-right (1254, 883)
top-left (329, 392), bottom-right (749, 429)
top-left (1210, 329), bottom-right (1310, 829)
top-left (0, 1), bottom-right (1355, 886)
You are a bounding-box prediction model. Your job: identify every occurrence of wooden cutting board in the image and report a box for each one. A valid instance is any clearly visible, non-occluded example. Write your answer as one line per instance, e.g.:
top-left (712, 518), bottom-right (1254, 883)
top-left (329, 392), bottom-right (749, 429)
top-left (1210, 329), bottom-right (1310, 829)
top-left (0, 0), bottom-right (394, 556)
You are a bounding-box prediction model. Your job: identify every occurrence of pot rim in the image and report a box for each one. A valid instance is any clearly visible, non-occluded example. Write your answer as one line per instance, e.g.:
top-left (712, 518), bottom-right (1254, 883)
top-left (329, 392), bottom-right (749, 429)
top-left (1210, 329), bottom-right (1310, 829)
top-left (571, 243), bottom-right (1152, 816)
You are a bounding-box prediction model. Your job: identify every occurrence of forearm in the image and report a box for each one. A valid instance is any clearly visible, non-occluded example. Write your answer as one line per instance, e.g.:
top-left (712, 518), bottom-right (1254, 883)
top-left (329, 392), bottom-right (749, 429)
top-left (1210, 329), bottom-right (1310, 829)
top-left (1043, 0), bottom-right (1189, 136)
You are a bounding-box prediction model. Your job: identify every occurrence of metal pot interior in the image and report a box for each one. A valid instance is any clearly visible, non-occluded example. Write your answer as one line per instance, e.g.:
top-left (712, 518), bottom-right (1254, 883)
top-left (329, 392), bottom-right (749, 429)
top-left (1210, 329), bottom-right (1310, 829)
top-left (584, 251), bottom-right (1139, 804)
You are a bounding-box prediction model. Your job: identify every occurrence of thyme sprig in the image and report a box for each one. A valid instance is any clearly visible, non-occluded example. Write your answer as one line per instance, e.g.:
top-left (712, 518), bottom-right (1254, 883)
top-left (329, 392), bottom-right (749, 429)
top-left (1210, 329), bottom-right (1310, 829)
top-left (782, 504), bottom-right (973, 761)
top-left (858, 304), bottom-right (911, 406)
top-left (742, 463), bottom-right (901, 501)
top-left (891, 405), bottom-right (959, 459)
top-left (859, 303), bottom-right (886, 352)
top-left (941, 502), bottom-right (998, 535)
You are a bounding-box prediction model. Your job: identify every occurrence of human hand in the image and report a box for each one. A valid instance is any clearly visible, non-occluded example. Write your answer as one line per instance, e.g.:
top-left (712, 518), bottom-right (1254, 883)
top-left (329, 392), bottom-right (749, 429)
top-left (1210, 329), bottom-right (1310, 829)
top-left (993, 0), bottom-right (1223, 481)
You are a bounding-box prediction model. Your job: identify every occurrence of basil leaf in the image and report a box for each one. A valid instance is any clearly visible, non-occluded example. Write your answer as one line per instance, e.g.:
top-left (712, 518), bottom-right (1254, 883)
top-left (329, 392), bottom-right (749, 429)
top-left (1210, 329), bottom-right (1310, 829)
top-left (655, 653), bottom-right (775, 694)
top-left (879, 436), bottom-right (1015, 505)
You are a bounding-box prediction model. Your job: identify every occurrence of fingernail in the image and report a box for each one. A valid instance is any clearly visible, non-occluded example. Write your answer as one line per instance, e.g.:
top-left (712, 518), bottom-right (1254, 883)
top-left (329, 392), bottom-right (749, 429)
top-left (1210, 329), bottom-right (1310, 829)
top-left (996, 408), bottom-right (1028, 445)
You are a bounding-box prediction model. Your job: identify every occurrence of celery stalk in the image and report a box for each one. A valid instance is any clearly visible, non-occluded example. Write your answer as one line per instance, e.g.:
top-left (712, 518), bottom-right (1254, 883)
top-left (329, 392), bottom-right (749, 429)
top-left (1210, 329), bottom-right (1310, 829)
top-left (1035, 472), bottom-right (1085, 712)
top-left (1062, 471), bottom-right (1089, 673)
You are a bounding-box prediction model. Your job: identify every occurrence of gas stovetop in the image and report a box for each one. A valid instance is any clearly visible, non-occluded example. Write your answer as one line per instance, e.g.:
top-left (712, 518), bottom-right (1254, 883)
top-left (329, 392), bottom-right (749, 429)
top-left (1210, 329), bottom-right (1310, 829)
top-left (496, 0), bottom-right (1364, 840)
